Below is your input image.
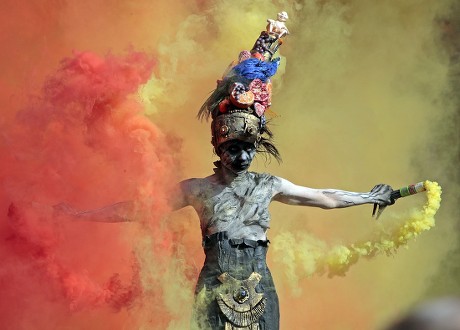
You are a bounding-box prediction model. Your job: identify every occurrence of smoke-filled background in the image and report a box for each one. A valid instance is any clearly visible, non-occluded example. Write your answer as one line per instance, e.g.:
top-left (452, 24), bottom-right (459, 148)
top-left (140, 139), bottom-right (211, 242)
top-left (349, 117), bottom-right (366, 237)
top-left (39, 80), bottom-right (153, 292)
top-left (0, 0), bottom-right (459, 329)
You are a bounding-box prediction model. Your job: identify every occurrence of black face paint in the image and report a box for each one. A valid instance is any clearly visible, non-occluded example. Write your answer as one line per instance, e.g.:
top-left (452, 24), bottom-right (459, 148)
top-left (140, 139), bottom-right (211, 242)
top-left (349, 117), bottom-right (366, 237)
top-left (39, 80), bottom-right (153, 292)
top-left (219, 141), bottom-right (256, 174)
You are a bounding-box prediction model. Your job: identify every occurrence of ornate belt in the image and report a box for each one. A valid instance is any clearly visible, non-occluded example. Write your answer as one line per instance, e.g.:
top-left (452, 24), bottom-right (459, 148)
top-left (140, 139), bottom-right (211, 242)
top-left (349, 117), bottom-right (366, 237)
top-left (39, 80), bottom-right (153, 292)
top-left (216, 272), bottom-right (266, 329)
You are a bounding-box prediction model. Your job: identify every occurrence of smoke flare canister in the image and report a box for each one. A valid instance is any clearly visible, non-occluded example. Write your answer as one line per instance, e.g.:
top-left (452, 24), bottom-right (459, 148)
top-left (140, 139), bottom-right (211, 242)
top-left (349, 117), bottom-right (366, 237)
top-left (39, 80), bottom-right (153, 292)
top-left (391, 182), bottom-right (426, 200)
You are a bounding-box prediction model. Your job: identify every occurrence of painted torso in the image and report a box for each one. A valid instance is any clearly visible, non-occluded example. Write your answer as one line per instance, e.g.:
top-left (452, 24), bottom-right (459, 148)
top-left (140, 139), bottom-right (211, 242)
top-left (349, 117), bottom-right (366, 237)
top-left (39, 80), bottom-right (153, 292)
top-left (182, 171), bottom-right (279, 240)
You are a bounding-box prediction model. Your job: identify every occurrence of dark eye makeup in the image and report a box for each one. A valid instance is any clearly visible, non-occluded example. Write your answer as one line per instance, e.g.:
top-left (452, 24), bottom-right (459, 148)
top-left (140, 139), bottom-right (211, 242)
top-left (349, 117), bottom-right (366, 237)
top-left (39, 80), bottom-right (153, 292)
top-left (220, 141), bottom-right (256, 155)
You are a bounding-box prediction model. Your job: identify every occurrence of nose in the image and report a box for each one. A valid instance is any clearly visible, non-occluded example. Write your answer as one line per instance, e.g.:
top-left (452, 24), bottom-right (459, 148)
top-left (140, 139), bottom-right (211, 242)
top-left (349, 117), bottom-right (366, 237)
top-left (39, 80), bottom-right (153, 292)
top-left (239, 150), bottom-right (250, 162)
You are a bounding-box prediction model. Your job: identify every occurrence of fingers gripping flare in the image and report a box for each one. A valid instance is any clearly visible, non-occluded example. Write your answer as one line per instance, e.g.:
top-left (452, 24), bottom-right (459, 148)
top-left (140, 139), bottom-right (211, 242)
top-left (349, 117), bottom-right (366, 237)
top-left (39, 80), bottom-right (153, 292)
top-left (369, 184), bottom-right (394, 220)
top-left (372, 204), bottom-right (387, 220)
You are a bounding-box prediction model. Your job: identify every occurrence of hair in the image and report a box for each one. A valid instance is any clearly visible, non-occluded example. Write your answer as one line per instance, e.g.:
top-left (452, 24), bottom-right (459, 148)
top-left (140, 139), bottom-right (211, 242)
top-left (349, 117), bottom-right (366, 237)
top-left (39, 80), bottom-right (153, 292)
top-left (257, 123), bottom-right (281, 163)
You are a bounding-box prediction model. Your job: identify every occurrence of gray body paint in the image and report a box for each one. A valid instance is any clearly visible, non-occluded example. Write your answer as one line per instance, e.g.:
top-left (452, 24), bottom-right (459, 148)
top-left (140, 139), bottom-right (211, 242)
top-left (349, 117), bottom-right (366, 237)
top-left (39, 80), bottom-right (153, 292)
top-left (182, 171), bottom-right (279, 241)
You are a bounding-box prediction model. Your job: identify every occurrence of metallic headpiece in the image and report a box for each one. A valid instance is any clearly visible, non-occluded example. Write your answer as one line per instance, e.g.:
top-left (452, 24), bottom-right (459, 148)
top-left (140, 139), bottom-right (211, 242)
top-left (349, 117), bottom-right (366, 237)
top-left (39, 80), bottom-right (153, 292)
top-left (211, 111), bottom-right (262, 149)
top-left (198, 12), bottom-right (289, 160)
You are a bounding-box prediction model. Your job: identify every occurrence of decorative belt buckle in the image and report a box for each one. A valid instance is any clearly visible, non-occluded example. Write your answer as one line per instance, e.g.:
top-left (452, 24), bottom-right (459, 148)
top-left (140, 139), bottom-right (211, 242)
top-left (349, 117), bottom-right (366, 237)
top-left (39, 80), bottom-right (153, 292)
top-left (216, 272), bottom-right (266, 329)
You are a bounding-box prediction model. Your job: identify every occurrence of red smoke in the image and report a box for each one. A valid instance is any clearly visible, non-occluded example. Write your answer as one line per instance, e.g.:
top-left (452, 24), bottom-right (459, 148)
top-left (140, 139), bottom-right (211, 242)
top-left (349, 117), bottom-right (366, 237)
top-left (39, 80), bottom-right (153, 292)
top-left (0, 51), bottom-right (181, 328)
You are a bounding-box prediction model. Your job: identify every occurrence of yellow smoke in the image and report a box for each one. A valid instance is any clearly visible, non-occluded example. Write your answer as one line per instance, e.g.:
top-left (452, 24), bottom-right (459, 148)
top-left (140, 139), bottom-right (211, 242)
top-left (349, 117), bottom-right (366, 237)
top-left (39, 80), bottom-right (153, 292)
top-left (133, 0), bottom-right (457, 327)
top-left (140, 1), bottom-right (455, 328)
top-left (272, 181), bottom-right (442, 286)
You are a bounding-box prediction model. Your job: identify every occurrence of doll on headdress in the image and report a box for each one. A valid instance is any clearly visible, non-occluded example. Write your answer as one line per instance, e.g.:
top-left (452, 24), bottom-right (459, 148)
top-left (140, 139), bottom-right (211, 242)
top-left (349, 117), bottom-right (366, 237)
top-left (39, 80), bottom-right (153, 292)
top-left (267, 11), bottom-right (290, 39)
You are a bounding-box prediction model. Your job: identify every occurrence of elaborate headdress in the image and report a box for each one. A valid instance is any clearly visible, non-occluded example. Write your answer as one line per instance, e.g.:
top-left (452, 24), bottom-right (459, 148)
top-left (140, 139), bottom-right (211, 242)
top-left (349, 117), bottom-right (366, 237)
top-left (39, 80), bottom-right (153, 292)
top-left (198, 12), bottom-right (290, 161)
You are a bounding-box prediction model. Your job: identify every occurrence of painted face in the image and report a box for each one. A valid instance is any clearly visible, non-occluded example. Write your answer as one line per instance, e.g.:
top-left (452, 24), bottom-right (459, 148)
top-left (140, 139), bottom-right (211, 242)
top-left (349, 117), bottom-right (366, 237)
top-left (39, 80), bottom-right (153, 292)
top-left (219, 140), bottom-right (256, 174)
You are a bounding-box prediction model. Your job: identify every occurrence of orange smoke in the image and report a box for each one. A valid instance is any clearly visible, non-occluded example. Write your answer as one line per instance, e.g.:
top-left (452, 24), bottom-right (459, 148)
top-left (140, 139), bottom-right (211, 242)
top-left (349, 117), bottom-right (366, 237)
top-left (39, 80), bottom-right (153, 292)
top-left (0, 50), bottom-right (183, 328)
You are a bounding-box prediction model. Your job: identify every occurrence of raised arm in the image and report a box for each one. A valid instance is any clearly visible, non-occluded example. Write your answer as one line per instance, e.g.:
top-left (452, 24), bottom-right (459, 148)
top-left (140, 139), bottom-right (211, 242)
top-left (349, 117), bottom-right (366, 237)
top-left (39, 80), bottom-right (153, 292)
top-left (272, 177), bottom-right (394, 209)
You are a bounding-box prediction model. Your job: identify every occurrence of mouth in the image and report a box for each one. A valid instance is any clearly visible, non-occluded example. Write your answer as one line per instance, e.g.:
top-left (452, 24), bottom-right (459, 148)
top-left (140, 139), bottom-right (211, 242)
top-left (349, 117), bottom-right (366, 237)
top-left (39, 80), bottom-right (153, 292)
top-left (232, 162), bottom-right (250, 172)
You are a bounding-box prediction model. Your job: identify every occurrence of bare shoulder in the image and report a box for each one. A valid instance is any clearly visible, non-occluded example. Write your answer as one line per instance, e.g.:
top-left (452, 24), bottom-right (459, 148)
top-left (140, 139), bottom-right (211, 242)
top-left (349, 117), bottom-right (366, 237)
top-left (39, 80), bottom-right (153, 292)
top-left (179, 175), bottom-right (218, 200)
top-left (269, 175), bottom-right (315, 200)
top-left (180, 178), bottom-right (202, 197)
top-left (249, 172), bottom-right (283, 199)
top-left (251, 172), bottom-right (280, 185)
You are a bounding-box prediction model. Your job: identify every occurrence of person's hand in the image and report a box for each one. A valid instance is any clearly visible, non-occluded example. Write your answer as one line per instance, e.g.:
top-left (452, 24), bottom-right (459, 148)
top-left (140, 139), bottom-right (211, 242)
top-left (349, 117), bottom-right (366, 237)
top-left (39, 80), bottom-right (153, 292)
top-left (369, 184), bottom-right (395, 219)
top-left (369, 184), bottom-right (395, 205)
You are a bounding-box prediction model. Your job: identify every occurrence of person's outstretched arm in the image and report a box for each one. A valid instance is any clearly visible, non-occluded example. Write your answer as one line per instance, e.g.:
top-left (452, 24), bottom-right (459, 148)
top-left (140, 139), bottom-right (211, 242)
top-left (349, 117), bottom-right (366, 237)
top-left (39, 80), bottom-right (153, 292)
top-left (53, 201), bottom-right (136, 222)
top-left (53, 180), bottom-right (193, 222)
top-left (272, 177), bottom-right (394, 209)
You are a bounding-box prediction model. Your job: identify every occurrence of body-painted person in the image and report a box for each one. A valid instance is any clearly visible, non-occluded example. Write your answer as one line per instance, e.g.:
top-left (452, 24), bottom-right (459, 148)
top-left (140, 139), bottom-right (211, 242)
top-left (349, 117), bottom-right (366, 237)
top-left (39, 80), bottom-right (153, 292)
top-left (172, 12), bottom-right (394, 329)
top-left (54, 12), bottom-right (395, 329)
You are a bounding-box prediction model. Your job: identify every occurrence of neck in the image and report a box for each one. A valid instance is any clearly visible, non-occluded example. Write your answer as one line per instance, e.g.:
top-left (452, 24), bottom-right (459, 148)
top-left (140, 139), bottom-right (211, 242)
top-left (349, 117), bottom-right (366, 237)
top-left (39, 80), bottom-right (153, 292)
top-left (214, 161), bottom-right (248, 185)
